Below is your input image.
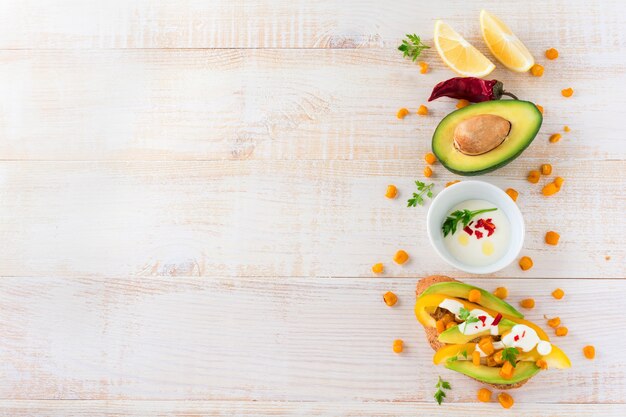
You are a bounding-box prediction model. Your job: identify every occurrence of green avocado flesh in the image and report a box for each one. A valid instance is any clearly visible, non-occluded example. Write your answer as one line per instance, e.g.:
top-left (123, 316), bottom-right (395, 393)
top-left (432, 100), bottom-right (542, 175)
top-left (438, 318), bottom-right (516, 344)
top-left (418, 282), bottom-right (523, 318)
top-left (445, 360), bottom-right (540, 384)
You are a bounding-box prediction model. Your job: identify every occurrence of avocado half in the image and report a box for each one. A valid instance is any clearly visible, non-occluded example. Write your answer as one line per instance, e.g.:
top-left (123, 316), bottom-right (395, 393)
top-left (432, 100), bottom-right (542, 176)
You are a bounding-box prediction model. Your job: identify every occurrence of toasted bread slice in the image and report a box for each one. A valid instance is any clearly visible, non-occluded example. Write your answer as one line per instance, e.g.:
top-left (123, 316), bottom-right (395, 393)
top-left (416, 275), bottom-right (529, 389)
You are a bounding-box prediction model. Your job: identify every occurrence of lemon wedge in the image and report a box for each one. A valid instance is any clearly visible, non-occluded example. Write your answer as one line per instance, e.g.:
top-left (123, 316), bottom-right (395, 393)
top-left (434, 20), bottom-right (495, 77)
top-left (480, 10), bottom-right (534, 72)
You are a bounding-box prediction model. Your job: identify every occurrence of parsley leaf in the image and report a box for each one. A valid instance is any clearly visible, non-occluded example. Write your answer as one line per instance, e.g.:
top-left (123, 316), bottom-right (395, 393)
top-left (441, 208), bottom-right (498, 237)
top-left (398, 34), bottom-right (430, 61)
top-left (407, 181), bottom-right (435, 207)
top-left (458, 307), bottom-right (479, 325)
top-left (461, 349), bottom-right (468, 359)
top-left (434, 376), bottom-right (451, 405)
top-left (501, 347), bottom-right (519, 368)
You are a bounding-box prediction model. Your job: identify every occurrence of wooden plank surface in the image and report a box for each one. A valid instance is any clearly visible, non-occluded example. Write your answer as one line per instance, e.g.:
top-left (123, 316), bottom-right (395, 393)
top-left (0, 49), bottom-right (623, 161)
top-left (0, 401), bottom-right (623, 417)
top-left (0, 160), bottom-right (622, 279)
top-left (0, 277), bottom-right (622, 402)
top-left (0, 0), bottom-right (624, 415)
top-left (0, 0), bottom-right (624, 49)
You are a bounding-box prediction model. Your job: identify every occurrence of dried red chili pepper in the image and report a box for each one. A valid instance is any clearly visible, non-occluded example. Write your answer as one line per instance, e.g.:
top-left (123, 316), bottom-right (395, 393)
top-left (492, 313), bottom-right (502, 326)
top-left (463, 226), bottom-right (474, 236)
top-left (475, 230), bottom-right (484, 239)
top-left (428, 77), bottom-right (519, 103)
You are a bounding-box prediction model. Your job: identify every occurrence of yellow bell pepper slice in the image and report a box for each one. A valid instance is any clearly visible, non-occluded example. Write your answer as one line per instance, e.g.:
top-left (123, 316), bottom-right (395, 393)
top-left (519, 344), bottom-right (571, 369)
top-left (433, 343), bottom-right (476, 365)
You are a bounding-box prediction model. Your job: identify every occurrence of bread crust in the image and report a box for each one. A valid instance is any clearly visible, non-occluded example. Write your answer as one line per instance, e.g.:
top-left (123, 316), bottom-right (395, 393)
top-left (416, 275), bottom-right (530, 389)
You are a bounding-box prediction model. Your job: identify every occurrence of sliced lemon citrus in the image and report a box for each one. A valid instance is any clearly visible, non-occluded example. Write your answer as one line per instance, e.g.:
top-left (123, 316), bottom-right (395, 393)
top-left (480, 10), bottom-right (534, 72)
top-left (433, 20), bottom-right (495, 77)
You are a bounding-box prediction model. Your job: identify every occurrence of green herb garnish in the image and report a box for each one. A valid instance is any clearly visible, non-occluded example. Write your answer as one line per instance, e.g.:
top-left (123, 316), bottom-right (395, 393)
top-left (407, 181), bottom-right (434, 207)
top-left (461, 349), bottom-right (468, 359)
top-left (434, 376), bottom-right (451, 405)
top-left (398, 34), bottom-right (430, 61)
top-left (442, 208), bottom-right (498, 237)
top-left (458, 307), bottom-right (479, 325)
top-left (501, 347), bottom-right (519, 368)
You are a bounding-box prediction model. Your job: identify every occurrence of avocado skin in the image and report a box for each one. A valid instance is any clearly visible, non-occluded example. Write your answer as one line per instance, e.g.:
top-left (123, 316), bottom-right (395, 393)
top-left (446, 360), bottom-right (540, 384)
top-left (418, 281), bottom-right (524, 318)
top-left (432, 100), bottom-right (543, 176)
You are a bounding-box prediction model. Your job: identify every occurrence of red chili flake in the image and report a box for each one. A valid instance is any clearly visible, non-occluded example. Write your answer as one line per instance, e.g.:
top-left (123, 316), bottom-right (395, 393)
top-left (463, 226), bottom-right (474, 235)
top-left (475, 219), bottom-right (485, 229)
top-left (468, 221), bottom-right (474, 226)
top-left (478, 315), bottom-right (487, 324)
top-left (522, 330), bottom-right (526, 338)
top-left (475, 230), bottom-right (484, 239)
top-left (492, 313), bottom-right (502, 326)
top-left (514, 335), bottom-right (520, 342)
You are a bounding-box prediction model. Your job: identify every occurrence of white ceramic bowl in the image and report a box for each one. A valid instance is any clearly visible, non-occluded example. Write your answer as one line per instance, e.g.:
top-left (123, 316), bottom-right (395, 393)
top-left (426, 180), bottom-right (524, 274)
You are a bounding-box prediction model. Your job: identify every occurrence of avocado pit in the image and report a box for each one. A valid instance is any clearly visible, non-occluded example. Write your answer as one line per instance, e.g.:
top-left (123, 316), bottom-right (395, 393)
top-left (453, 114), bottom-right (511, 156)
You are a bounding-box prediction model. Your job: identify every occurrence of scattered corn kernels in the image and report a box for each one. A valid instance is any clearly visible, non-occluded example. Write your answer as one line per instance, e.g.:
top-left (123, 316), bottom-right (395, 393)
top-left (472, 350), bottom-right (481, 366)
top-left (419, 61), bottom-right (429, 74)
top-left (527, 170), bottom-right (541, 184)
top-left (549, 133), bottom-right (562, 143)
top-left (519, 256), bottom-right (533, 271)
top-left (493, 287), bottom-right (508, 300)
top-left (561, 88), bottom-right (574, 97)
top-left (392, 339), bottom-right (404, 353)
top-left (545, 48), bottom-right (559, 60)
top-left (385, 185), bottom-right (398, 199)
top-left (505, 188), bottom-right (519, 202)
top-left (423, 166), bottom-right (433, 177)
top-left (477, 388), bottom-right (492, 402)
top-left (393, 250), bottom-right (409, 265)
top-left (583, 345), bottom-right (595, 360)
top-left (371, 263), bottom-right (384, 274)
top-left (547, 317), bottom-right (561, 328)
top-left (436, 319), bottom-right (445, 334)
top-left (536, 104), bottom-right (544, 114)
top-left (555, 326), bottom-right (568, 336)
top-left (536, 359), bottom-right (548, 370)
top-left (456, 99), bottom-right (470, 109)
top-left (383, 291), bottom-right (398, 307)
top-left (520, 298), bottom-right (535, 309)
top-left (424, 153), bottom-right (437, 165)
top-left (417, 105), bottom-right (428, 116)
top-left (542, 182), bottom-right (559, 196)
top-left (541, 164), bottom-right (552, 175)
top-left (552, 288), bottom-right (565, 299)
top-left (564, 125), bottom-right (571, 132)
top-left (468, 289), bottom-right (481, 303)
top-left (545, 231), bottom-right (560, 246)
top-left (446, 180), bottom-right (461, 187)
top-left (498, 393), bottom-right (514, 409)
top-left (396, 108), bottom-right (410, 119)
top-left (554, 176), bottom-right (564, 189)
top-left (530, 64), bottom-right (544, 77)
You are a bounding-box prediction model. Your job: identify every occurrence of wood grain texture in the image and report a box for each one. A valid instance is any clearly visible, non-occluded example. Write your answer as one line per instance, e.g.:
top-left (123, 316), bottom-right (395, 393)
top-left (0, 160), bottom-right (622, 279)
top-left (0, 49), bottom-right (624, 161)
top-left (0, 0), bottom-right (624, 49)
top-left (0, 400), bottom-right (624, 417)
top-left (0, 0), bottom-right (625, 413)
top-left (0, 276), bottom-right (622, 402)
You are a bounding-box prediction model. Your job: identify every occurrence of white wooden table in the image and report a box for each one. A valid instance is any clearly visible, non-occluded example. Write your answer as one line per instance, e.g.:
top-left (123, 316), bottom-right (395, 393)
top-left (0, 1), bottom-right (624, 415)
